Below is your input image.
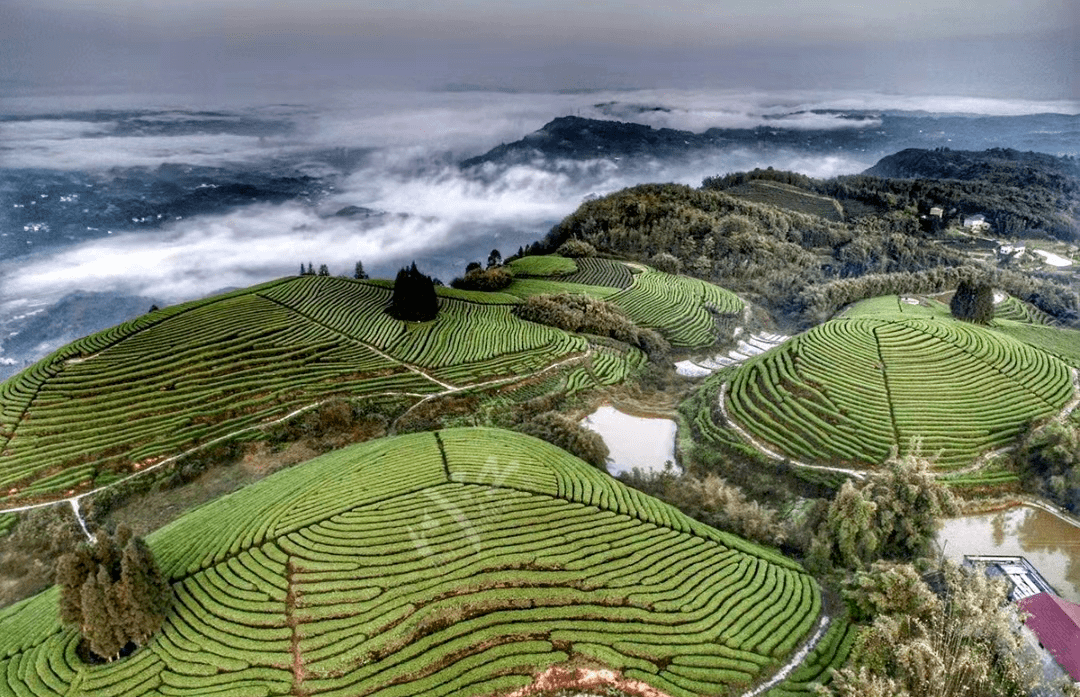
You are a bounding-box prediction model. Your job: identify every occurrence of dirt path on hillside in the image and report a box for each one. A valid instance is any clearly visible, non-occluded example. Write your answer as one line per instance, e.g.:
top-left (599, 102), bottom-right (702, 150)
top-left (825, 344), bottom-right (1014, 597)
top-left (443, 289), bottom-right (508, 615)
top-left (0, 349), bottom-right (596, 518)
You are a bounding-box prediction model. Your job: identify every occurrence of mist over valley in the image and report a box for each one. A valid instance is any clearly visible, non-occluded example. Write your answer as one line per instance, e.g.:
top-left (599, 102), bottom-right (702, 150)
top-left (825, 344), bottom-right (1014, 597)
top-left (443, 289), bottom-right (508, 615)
top-left (2, 89), bottom-right (1077, 374)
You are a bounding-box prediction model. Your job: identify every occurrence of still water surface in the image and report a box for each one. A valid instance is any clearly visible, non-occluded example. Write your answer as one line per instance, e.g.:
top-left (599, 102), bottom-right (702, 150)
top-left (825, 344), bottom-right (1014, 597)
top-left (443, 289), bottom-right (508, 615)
top-left (580, 406), bottom-right (679, 476)
top-left (937, 505), bottom-right (1080, 603)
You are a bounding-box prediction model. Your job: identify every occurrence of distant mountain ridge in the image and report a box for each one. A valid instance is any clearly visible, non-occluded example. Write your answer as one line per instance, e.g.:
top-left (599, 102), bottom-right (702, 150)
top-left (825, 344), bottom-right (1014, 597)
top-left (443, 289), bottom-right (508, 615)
top-left (460, 112), bottom-right (1080, 169)
top-left (865, 147), bottom-right (1080, 192)
top-left (460, 115), bottom-right (727, 166)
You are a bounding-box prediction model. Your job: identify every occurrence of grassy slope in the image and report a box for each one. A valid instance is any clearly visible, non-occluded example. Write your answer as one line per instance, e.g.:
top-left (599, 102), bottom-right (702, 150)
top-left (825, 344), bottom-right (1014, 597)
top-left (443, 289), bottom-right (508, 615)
top-left (0, 428), bottom-right (824, 697)
top-left (722, 181), bottom-right (845, 222)
top-left (505, 255), bottom-right (578, 277)
top-left (721, 295), bottom-right (1075, 472)
top-left (0, 277), bottom-right (586, 506)
top-left (0, 263), bottom-right (741, 507)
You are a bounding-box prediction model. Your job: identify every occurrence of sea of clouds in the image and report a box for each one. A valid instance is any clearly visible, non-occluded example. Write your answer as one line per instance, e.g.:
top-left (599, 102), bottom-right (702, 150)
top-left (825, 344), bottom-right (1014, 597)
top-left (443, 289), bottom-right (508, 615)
top-left (1, 88), bottom-right (1077, 325)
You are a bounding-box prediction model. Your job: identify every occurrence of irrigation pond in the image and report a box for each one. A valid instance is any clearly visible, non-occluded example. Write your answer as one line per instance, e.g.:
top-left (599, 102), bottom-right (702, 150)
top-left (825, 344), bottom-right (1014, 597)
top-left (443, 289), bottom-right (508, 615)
top-left (580, 405), bottom-right (679, 476)
top-left (937, 504), bottom-right (1080, 603)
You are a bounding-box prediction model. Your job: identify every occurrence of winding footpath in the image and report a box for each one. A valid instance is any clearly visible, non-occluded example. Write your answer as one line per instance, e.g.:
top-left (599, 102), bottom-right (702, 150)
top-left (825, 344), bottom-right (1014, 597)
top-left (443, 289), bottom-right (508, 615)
top-left (739, 614), bottom-right (832, 697)
top-left (0, 347), bottom-right (597, 532)
top-left (717, 382), bottom-right (867, 481)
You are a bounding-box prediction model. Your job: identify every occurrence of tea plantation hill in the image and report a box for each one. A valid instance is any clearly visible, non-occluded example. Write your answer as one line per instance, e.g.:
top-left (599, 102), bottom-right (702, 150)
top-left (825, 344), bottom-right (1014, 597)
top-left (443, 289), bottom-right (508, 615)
top-left (0, 258), bottom-right (741, 508)
top-left (0, 428), bottom-right (842, 697)
top-left (702, 294), bottom-right (1080, 486)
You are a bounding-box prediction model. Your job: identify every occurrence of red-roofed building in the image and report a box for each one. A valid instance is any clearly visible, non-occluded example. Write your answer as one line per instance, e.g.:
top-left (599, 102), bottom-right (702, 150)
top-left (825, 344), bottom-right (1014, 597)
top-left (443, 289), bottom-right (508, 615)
top-left (1019, 592), bottom-right (1080, 682)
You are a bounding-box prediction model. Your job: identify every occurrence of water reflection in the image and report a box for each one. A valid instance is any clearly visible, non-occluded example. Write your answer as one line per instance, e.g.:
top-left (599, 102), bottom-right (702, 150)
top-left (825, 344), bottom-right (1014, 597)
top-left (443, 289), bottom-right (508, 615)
top-left (579, 406), bottom-right (678, 476)
top-left (937, 505), bottom-right (1080, 603)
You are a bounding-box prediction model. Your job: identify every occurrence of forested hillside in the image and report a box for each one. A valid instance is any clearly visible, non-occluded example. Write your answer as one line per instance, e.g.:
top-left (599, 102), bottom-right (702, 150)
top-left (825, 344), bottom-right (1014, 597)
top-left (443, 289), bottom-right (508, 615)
top-left (705, 148), bottom-right (1080, 239)
top-left (540, 192), bottom-right (1076, 328)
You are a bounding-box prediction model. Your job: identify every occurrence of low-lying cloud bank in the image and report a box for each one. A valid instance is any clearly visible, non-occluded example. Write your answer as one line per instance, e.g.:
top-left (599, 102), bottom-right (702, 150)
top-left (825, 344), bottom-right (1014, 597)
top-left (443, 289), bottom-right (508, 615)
top-left (2, 88), bottom-right (1075, 323)
top-left (5, 88), bottom-right (1075, 172)
top-left (0, 146), bottom-right (871, 315)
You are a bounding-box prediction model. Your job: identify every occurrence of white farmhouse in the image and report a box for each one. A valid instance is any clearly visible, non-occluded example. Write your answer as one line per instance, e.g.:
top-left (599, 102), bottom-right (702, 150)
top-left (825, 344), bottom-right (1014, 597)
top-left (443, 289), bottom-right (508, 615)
top-left (963, 213), bottom-right (990, 232)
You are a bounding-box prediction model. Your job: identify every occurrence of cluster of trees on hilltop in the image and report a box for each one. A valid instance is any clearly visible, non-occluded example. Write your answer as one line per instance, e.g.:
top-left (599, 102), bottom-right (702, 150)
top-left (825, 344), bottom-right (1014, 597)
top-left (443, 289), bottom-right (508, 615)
top-left (56, 525), bottom-right (170, 662)
top-left (450, 249), bottom-right (513, 291)
top-left (388, 263), bottom-right (438, 321)
top-left (537, 183), bottom-right (844, 303)
top-left (702, 167), bottom-right (817, 192)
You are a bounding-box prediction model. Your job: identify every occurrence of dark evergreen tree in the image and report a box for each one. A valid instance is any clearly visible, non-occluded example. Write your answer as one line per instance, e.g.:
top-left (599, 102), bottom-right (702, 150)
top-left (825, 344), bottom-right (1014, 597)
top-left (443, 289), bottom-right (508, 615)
top-left (465, 261), bottom-right (482, 273)
top-left (353, 260), bottom-right (369, 280)
top-left (56, 546), bottom-right (94, 626)
top-left (318, 264), bottom-right (330, 277)
top-left (388, 262), bottom-right (439, 322)
top-left (119, 538), bottom-right (171, 645)
top-left (80, 568), bottom-right (125, 661)
top-left (487, 248), bottom-right (502, 268)
top-left (950, 279), bottom-right (995, 323)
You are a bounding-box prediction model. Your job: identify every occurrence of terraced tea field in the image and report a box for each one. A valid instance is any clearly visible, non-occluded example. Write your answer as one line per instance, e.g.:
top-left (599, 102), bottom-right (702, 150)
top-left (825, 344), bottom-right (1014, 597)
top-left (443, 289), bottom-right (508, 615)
top-left (993, 295), bottom-right (1058, 326)
top-left (0, 277), bottom-right (593, 506)
top-left (0, 259), bottom-right (742, 507)
top-left (505, 255), bottom-right (739, 348)
top-left (0, 428), bottom-right (825, 697)
top-left (721, 180), bottom-right (845, 223)
top-left (510, 256), bottom-right (635, 290)
top-left (721, 296), bottom-right (1076, 472)
top-left (764, 615), bottom-right (855, 697)
top-left (609, 269), bottom-right (743, 349)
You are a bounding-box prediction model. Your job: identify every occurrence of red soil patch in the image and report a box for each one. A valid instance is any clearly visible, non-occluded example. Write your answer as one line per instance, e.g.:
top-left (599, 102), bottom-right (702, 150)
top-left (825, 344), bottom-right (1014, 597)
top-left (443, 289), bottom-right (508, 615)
top-left (499, 665), bottom-right (675, 697)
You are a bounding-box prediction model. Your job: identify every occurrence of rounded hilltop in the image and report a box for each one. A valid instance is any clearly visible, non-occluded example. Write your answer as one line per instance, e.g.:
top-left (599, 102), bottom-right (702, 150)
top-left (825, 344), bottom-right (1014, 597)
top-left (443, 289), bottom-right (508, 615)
top-left (716, 294), bottom-right (1077, 476)
top-left (0, 427), bottom-right (826, 697)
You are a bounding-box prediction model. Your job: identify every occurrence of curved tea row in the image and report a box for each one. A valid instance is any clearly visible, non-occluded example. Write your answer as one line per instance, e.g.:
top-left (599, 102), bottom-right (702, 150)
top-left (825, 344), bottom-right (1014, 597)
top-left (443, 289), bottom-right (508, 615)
top-left (0, 277), bottom-right (590, 505)
top-left (725, 314), bottom-right (1074, 470)
top-left (0, 429), bottom-right (823, 697)
top-left (610, 270), bottom-right (743, 349)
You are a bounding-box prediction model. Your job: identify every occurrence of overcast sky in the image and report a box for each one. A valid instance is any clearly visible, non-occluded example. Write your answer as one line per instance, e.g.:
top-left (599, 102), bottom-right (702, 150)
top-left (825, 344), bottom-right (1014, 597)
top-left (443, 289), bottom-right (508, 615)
top-left (2, 0), bottom-right (1077, 99)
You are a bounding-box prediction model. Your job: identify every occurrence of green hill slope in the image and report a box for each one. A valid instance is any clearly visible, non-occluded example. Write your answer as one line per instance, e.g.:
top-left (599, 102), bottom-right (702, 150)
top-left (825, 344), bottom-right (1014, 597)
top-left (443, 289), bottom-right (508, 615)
top-left (0, 263), bottom-right (740, 507)
top-left (0, 428), bottom-right (822, 697)
top-left (0, 276), bottom-right (588, 505)
top-left (504, 256), bottom-right (742, 348)
top-left (719, 295), bottom-right (1076, 471)
top-left (720, 180), bottom-right (845, 222)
